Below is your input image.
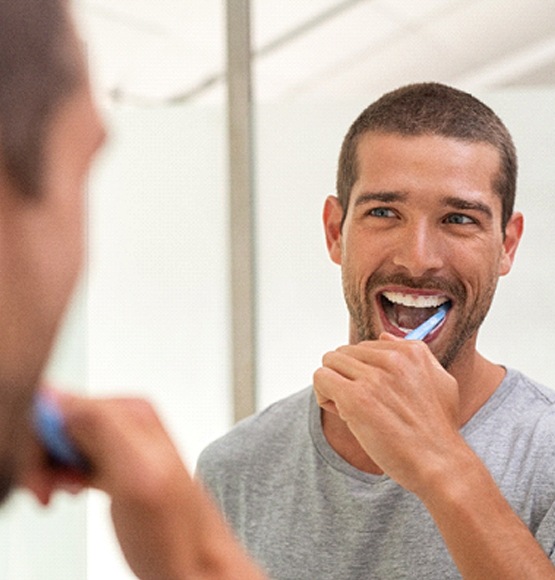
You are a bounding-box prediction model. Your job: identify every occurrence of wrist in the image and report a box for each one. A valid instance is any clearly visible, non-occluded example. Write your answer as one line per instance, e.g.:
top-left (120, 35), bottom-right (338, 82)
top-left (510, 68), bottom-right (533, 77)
top-left (412, 436), bottom-right (485, 507)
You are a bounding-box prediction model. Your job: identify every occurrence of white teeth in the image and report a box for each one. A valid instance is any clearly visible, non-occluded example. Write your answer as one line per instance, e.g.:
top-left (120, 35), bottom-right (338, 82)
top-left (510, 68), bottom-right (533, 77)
top-left (382, 291), bottom-right (448, 308)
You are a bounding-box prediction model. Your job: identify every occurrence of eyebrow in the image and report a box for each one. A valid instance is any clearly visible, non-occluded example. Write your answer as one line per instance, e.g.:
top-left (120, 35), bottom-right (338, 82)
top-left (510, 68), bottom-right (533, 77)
top-left (353, 191), bottom-right (408, 207)
top-left (353, 191), bottom-right (494, 219)
top-left (441, 195), bottom-right (493, 219)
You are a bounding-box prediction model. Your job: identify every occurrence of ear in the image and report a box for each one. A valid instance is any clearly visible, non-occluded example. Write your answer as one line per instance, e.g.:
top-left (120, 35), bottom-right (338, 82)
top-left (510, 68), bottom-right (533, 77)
top-left (323, 195), bottom-right (344, 265)
top-left (499, 211), bottom-right (523, 276)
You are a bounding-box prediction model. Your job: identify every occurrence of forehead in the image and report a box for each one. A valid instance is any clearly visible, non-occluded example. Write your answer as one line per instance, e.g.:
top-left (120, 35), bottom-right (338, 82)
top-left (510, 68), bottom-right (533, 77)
top-left (353, 132), bottom-right (502, 207)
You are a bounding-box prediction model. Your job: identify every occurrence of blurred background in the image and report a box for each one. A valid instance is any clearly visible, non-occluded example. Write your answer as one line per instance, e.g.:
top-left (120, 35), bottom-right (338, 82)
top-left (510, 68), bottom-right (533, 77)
top-left (1, 0), bottom-right (555, 577)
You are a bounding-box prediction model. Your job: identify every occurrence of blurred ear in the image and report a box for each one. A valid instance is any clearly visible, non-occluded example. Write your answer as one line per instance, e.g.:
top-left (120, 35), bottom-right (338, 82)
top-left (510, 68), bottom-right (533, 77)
top-left (499, 211), bottom-right (523, 276)
top-left (323, 195), bottom-right (343, 265)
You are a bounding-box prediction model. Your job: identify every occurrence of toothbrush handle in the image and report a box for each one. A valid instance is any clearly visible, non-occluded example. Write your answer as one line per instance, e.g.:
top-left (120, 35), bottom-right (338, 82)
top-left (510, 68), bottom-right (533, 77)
top-left (33, 392), bottom-right (90, 472)
top-left (404, 303), bottom-right (450, 341)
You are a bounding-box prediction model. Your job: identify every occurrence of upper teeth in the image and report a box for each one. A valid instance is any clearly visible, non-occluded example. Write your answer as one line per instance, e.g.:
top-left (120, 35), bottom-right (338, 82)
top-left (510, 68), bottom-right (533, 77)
top-left (382, 291), bottom-right (448, 308)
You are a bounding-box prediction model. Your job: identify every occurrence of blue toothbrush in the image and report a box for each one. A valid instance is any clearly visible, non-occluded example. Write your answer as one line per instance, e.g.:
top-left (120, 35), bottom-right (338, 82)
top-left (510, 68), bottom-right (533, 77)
top-left (33, 392), bottom-right (90, 472)
top-left (404, 302), bottom-right (451, 341)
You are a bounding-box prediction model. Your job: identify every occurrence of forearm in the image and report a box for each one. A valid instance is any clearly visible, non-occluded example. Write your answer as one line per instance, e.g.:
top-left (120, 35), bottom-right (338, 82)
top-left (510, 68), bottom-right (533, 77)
top-left (420, 445), bottom-right (555, 579)
top-left (104, 435), bottom-right (268, 580)
top-left (46, 394), bottom-right (267, 580)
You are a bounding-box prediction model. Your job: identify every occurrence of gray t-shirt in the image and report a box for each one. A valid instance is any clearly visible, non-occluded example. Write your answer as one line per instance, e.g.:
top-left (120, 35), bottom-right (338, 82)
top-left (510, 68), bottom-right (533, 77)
top-left (197, 368), bottom-right (555, 579)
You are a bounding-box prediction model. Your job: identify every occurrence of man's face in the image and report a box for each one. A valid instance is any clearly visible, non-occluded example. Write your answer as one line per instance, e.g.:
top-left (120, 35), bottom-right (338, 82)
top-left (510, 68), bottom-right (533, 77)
top-left (324, 132), bottom-right (522, 369)
top-left (0, 81), bottom-right (105, 499)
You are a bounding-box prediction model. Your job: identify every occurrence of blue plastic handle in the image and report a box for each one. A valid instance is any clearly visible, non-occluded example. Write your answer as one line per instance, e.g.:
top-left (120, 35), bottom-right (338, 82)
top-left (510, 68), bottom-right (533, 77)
top-left (33, 392), bottom-right (89, 472)
top-left (404, 302), bottom-right (450, 341)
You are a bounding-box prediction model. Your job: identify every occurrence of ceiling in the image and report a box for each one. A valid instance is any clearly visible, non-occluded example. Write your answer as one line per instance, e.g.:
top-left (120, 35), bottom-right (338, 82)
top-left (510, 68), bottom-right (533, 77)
top-left (75, 0), bottom-right (555, 106)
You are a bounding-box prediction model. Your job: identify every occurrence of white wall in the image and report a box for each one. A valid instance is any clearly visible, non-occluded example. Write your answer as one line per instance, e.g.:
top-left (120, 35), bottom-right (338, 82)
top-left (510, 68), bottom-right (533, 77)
top-left (85, 103), bottom-right (232, 578)
top-left (476, 90), bottom-right (555, 384)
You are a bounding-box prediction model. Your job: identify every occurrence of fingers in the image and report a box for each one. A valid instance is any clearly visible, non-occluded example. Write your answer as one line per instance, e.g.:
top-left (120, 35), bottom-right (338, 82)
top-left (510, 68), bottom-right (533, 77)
top-left (313, 366), bottom-right (348, 416)
top-left (313, 337), bottom-right (439, 423)
top-left (314, 341), bottom-right (387, 417)
top-left (54, 394), bottom-right (191, 502)
top-left (313, 363), bottom-right (372, 422)
top-left (323, 337), bottom-right (431, 378)
top-left (21, 464), bottom-right (85, 506)
top-left (24, 387), bottom-right (191, 503)
top-left (321, 349), bottom-right (371, 381)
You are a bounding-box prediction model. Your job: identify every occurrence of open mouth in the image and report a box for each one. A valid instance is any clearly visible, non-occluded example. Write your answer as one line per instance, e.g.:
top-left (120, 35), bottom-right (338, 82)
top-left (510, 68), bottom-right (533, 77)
top-left (380, 290), bottom-right (451, 335)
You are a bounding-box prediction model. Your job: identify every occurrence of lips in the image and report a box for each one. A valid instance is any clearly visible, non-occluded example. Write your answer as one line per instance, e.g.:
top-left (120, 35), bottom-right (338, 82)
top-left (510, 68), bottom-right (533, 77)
top-left (380, 290), bottom-right (450, 334)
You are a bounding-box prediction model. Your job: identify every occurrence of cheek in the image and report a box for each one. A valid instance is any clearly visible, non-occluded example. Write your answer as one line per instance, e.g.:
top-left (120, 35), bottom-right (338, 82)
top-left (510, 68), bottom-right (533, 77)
top-left (459, 255), bottom-right (502, 303)
top-left (64, 206), bottom-right (85, 288)
top-left (44, 187), bottom-right (86, 307)
top-left (341, 247), bottom-right (367, 289)
top-left (60, 177), bottom-right (86, 249)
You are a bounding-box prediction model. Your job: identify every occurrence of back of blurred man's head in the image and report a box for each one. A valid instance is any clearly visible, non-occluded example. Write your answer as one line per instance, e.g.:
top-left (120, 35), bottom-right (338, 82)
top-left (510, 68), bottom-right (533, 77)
top-left (0, 0), bottom-right (87, 502)
top-left (0, 0), bottom-right (83, 197)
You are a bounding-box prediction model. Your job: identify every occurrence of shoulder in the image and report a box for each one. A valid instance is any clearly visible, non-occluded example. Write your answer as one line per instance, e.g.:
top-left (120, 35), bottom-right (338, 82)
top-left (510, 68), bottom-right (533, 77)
top-left (498, 368), bottom-right (555, 464)
top-left (197, 387), bottom-right (313, 477)
top-left (497, 368), bottom-right (555, 421)
top-left (467, 368), bottom-right (555, 464)
top-left (507, 368), bottom-right (555, 403)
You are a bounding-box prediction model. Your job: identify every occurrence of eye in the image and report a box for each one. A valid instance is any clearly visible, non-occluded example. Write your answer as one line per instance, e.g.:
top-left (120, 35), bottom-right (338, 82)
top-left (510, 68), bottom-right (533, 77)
top-left (445, 213), bottom-right (476, 225)
top-left (367, 207), bottom-right (395, 218)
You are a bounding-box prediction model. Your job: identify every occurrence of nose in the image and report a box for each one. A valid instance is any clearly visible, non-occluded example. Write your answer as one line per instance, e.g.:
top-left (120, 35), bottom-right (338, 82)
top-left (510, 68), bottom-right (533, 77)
top-left (391, 221), bottom-right (444, 277)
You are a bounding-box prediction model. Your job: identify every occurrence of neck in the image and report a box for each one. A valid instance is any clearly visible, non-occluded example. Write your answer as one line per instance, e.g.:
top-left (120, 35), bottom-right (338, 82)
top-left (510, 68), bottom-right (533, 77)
top-left (445, 341), bottom-right (506, 425)
top-left (321, 340), bottom-right (506, 474)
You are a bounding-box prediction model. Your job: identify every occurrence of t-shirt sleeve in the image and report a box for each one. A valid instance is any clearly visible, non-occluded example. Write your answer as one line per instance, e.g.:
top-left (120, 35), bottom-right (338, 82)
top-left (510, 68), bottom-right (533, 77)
top-left (195, 444), bottom-right (223, 501)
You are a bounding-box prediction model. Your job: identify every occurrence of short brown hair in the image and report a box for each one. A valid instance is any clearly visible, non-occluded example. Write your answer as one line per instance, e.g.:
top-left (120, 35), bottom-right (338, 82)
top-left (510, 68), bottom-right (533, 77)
top-left (0, 0), bottom-right (84, 196)
top-left (336, 83), bottom-right (517, 230)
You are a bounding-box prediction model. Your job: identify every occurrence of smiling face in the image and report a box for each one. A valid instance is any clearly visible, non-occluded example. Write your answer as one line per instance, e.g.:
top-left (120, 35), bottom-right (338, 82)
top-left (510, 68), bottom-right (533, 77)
top-left (324, 132), bottom-right (523, 369)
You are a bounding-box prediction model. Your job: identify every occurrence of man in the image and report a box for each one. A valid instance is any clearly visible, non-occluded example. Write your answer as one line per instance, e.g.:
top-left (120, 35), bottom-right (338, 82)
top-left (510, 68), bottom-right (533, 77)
top-left (197, 83), bottom-right (555, 578)
top-left (0, 1), bottom-right (265, 578)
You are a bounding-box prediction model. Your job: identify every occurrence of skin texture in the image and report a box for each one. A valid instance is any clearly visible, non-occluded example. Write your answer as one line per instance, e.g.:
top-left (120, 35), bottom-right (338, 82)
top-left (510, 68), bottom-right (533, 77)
top-left (314, 132), bottom-right (555, 578)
